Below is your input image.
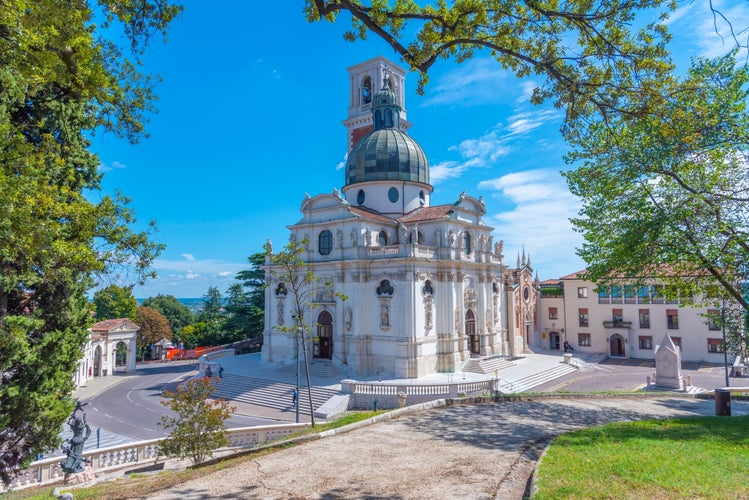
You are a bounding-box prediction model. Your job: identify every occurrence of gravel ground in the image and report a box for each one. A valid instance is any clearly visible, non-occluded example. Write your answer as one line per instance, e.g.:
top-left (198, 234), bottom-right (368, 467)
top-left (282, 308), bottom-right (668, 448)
top-left (143, 396), bottom-right (748, 500)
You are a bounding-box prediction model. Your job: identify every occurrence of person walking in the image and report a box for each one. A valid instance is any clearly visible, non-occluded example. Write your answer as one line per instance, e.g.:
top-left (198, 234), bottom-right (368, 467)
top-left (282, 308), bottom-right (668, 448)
top-left (218, 364), bottom-right (224, 379)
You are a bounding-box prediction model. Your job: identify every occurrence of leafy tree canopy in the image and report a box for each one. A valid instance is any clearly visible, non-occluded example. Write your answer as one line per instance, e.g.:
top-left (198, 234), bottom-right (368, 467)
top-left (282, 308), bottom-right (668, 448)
top-left (136, 306), bottom-right (173, 359)
top-left (158, 378), bottom-right (234, 464)
top-left (0, 0), bottom-right (180, 484)
top-left (306, 0), bottom-right (675, 123)
top-left (564, 53), bottom-right (749, 353)
top-left (93, 284), bottom-right (138, 320)
top-left (142, 294), bottom-right (194, 332)
top-left (565, 54), bottom-right (749, 309)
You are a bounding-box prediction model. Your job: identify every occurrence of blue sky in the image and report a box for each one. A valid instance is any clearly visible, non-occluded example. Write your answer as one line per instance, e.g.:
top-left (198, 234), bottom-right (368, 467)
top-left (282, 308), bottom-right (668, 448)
top-left (91, 1), bottom-right (749, 299)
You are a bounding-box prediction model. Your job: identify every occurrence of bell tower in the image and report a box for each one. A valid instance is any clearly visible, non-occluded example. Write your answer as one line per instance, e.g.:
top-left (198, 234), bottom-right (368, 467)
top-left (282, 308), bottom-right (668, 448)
top-left (343, 56), bottom-right (411, 152)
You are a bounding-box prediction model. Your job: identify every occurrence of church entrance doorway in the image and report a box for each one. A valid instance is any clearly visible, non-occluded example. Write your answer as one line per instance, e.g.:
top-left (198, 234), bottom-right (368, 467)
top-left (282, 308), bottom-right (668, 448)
top-left (315, 311), bottom-right (333, 360)
top-left (466, 309), bottom-right (479, 355)
top-left (610, 334), bottom-right (626, 357)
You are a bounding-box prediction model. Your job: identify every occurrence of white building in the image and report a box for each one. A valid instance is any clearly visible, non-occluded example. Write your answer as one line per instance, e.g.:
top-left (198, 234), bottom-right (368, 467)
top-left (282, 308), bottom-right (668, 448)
top-left (261, 57), bottom-right (537, 379)
top-left (538, 271), bottom-right (733, 363)
top-left (74, 318), bottom-right (138, 387)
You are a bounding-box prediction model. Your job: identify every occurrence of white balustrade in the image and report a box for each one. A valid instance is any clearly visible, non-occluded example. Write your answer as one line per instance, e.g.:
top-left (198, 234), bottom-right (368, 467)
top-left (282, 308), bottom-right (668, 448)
top-left (4, 423), bottom-right (307, 492)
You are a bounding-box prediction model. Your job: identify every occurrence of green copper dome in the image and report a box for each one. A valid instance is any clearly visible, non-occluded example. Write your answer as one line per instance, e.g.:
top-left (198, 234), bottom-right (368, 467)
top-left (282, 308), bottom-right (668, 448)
top-left (345, 78), bottom-right (430, 186)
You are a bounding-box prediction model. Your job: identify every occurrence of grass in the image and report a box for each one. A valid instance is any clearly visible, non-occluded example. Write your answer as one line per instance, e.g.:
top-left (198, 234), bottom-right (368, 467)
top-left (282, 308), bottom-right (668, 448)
top-left (5, 410), bottom-right (384, 500)
top-left (534, 415), bottom-right (749, 499)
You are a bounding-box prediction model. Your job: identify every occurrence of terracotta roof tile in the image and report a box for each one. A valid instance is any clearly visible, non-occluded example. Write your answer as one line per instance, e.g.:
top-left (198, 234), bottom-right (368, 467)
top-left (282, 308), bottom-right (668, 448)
top-left (91, 318), bottom-right (134, 332)
top-left (397, 205), bottom-right (453, 223)
top-left (348, 206), bottom-right (395, 223)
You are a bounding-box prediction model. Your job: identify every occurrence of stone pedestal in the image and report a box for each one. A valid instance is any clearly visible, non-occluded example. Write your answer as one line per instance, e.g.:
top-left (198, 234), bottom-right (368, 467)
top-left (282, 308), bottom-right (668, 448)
top-left (65, 465), bottom-right (96, 485)
top-left (655, 333), bottom-right (683, 389)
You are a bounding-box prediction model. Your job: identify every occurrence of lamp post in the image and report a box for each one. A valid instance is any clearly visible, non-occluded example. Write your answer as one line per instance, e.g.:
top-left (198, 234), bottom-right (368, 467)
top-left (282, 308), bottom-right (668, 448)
top-left (722, 299), bottom-right (730, 387)
top-left (296, 326), bottom-right (301, 423)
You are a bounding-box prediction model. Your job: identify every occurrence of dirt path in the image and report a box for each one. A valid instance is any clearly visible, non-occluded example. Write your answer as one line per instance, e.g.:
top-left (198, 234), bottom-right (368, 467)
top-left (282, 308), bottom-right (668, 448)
top-left (144, 396), bottom-right (748, 499)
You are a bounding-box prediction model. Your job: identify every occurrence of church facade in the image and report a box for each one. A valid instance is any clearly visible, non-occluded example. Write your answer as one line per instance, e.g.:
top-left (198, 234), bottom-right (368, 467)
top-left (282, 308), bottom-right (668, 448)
top-left (261, 57), bottom-right (537, 378)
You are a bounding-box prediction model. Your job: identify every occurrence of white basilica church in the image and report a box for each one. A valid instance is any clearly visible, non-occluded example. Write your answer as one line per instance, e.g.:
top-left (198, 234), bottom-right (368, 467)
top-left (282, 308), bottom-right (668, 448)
top-left (261, 57), bottom-right (538, 379)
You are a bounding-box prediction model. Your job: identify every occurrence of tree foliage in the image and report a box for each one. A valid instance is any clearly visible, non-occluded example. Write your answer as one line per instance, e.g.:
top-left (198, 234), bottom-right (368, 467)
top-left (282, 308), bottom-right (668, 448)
top-left (564, 54), bottom-right (749, 304)
top-left (267, 239), bottom-right (345, 427)
top-left (93, 284), bottom-right (138, 321)
top-left (306, 0), bottom-right (674, 123)
top-left (227, 252), bottom-right (266, 340)
top-left (136, 306), bottom-right (173, 360)
top-left (0, 0), bottom-right (180, 484)
top-left (158, 377), bottom-right (234, 465)
top-left (142, 294), bottom-right (194, 333)
top-left (564, 54), bottom-right (749, 353)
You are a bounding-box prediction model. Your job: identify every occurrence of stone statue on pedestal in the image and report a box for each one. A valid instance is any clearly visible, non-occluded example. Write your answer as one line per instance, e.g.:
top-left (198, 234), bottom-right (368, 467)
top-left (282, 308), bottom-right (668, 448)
top-left (60, 402), bottom-right (91, 476)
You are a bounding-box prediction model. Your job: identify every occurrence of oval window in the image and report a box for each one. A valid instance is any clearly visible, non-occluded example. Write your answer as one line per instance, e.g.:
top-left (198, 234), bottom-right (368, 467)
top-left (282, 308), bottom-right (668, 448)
top-left (378, 231), bottom-right (388, 246)
top-left (357, 189), bottom-right (365, 205)
top-left (419, 190), bottom-right (425, 205)
top-left (388, 187), bottom-right (399, 203)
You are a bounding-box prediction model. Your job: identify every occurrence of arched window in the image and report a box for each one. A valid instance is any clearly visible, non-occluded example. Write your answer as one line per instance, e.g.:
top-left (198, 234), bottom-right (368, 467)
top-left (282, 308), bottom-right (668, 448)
top-left (362, 76), bottom-right (372, 104)
top-left (319, 230), bottom-right (333, 255)
top-left (378, 230), bottom-right (388, 246)
top-left (409, 231), bottom-right (425, 245)
top-left (384, 108), bottom-right (393, 128)
top-left (463, 231), bottom-right (472, 255)
top-left (374, 109), bottom-right (382, 129)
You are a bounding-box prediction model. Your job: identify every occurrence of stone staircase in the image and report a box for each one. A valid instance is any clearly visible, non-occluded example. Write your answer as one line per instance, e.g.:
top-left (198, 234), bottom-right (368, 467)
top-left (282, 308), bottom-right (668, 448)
top-left (275, 360), bottom-right (343, 379)
top-left (462, 356), bottom-right (516, 375)
top-left (497, 363), bottom-right (578, 394)
top-left (211, 373), bottom-right (340, 415)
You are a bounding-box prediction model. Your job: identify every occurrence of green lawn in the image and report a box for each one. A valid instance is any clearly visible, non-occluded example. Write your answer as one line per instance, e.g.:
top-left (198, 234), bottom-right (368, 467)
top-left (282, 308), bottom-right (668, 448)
top-left (534, 415), bottom-right (749, 499)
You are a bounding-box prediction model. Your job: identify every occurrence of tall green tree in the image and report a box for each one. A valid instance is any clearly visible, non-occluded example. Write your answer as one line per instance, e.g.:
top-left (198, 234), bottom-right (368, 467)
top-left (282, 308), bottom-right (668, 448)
top-left (136, 306), bottom-right (173, 360)
top-left (226, 252), bottom-right (266, 340)
top-left (142, 294), bottom-right (194, 333)
top-left (306, 0), bottom-right (674, 123)
top-left (267, 239), bottom-right (345, 427)
top-left (93, 284), bottom-right (138, 321)
top-left (564, 53), bottom-right (749, 353)
top-left (0, 0), bottom-right (180, 484)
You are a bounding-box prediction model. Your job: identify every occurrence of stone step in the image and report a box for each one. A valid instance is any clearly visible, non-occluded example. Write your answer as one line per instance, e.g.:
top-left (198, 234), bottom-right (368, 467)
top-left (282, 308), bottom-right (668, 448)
top-left (275, 360), bottom-right (343, 379)
top-left (211, 374), bottom-right (339, 414)
top-left (498, 363), bottom-right (577, 394)
top-left (462, 356), bottom-right (516, 375)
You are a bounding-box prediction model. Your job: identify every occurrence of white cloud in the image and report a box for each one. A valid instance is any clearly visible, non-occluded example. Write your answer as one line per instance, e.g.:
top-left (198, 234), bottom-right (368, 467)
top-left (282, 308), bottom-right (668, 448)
top-left (218, 271), bottom-right (232, 277)
top-left (671, 1), bottom-right (749, 59)
top-left (186, 272), bottom-right (200, 279)
top-left (336, 152), bottom-right (348, 170)
top-left (181, 253), bottom-right (195, 261)
top-left (98, 160), bottom-right (127, 173)
top-left (420, 58), bottom-right (511, 108)
top-left (516, 81), bottom-right (539, 104)
top-left (431, 107), bottom-right (562, 185)
top-left (478, 168), bottom-right (585, 279)
top-left (430, 160), bottom-right (469, 183)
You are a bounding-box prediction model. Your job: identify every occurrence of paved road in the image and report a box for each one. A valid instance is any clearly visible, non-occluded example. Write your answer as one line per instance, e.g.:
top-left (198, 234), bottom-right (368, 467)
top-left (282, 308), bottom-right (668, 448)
top-left (45, 363), bottom-right (289, 459)
top-left (144, 395), bottom-right (749, 500)
top-left (534, 357), bottom-right (736, 393)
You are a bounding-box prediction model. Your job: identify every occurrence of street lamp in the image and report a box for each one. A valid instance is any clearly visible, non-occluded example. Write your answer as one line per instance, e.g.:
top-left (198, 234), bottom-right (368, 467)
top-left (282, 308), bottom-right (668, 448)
top-left (296, 326), bottom-right (301, 423)
top-left (722, 299), bottom-right (730, 387)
